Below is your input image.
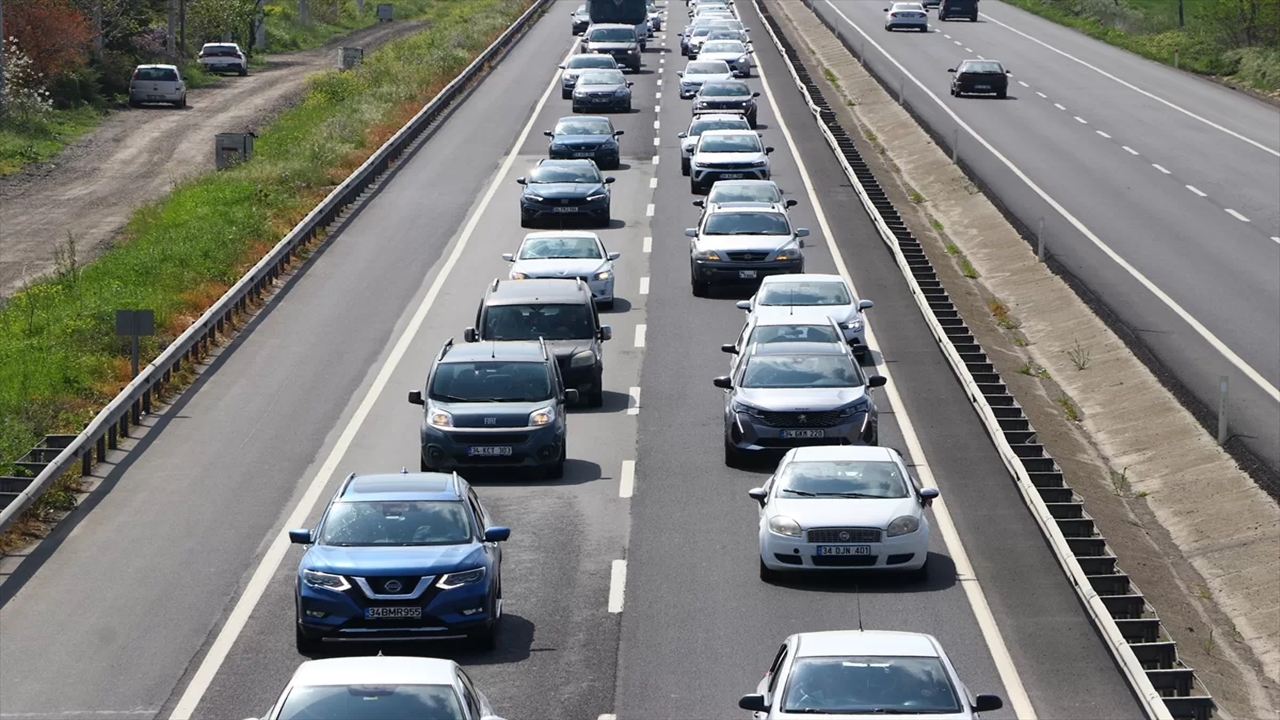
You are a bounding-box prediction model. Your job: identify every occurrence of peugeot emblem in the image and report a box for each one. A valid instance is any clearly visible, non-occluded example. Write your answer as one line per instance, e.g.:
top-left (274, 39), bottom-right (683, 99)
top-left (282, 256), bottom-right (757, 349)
top-left (797, 414), bottom-right (807, 423)
top-left (838, 531), bottom-right (850, 541)
top-left (484, 417), bottom-right (497, 426)
top-left (384, 579), bottom-right (403, 593)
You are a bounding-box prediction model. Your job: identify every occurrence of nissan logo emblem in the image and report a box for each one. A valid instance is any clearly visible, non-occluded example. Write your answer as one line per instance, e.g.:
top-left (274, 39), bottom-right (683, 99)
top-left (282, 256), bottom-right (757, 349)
top-left (838, 531), bottom-right (850, 541)
top-left (384, 579), bottom-right (403, 593)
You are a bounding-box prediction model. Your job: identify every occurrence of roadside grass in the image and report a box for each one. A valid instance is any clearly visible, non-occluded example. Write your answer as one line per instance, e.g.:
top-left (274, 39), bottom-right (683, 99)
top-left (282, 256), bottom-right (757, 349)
top-left (0, 0), bottom-right (534, 532)
top-left (998, 0), bottom-right (1280, 93)
top-left (0, 107), bottom-right (103, 176)
top-left (262, 0), bottom-right (439, 52)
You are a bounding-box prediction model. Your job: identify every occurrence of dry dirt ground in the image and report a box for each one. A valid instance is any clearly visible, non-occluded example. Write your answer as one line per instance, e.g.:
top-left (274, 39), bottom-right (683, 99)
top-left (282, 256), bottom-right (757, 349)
top-left (763, 1), bottom-right (1280, 718)
top-left (0, 19), bottom-right (427, 299)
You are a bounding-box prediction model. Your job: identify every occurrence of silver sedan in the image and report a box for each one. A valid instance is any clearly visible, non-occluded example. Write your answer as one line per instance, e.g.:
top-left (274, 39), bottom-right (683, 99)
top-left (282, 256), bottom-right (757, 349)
top-left (503, 231), bottom-right (621, 309)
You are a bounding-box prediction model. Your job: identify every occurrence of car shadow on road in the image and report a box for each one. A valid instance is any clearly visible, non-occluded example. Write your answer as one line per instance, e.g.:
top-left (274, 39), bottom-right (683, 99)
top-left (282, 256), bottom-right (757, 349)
top-left (572, 389), bottom-right (633, 415)
top-left (457, 459), bottom-right (603, 488)
top-left (601, 297), bottom-right (632, 313)
top-left (303, 613), bottom-right (536, 666)
top-left (767, 551), bottom-right (959, 594)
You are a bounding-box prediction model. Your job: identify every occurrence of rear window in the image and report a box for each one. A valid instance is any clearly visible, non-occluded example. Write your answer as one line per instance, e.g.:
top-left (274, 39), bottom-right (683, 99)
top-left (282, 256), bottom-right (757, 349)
top-left (962, 61), bottom-right (1005, 74)
top-left (587, 27), bottom-right (636, 42)
top-left (484, 303), bottom-right (595, 341)
top-left (134, 67), bottom-right (178, 82)
top-left (567, 54), bottom-right (616, 68)
top-left (201, 45), bottom-right (238, 56)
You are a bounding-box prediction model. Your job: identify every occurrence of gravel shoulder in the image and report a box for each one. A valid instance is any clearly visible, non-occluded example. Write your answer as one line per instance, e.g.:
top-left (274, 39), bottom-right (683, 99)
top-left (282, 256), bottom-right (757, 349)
top-left (0, 19), bottom-right (427, 300)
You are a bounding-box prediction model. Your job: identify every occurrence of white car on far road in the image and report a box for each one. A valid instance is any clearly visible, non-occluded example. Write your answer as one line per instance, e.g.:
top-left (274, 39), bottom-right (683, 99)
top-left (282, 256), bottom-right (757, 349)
top-left (885, 1), bottom-right (929, 31)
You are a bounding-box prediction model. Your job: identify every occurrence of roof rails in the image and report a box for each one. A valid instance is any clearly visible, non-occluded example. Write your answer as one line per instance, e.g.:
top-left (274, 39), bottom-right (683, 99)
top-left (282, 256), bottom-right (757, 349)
top-left (490, 278), bottom-right (501, 292)
top-left (336, 471), bottom-right (358, 497)
top-left (438, 336), bottom-right (455, 359)
top-left (537, 337), bottom-right (551, 361)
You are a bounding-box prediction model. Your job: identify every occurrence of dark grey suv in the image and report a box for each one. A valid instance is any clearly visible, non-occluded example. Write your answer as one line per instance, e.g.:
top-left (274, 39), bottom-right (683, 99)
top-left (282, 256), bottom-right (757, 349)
top-left (465, 278), bottom-right (612, 407)
top-left (409, 338), bottom-right (575, 478)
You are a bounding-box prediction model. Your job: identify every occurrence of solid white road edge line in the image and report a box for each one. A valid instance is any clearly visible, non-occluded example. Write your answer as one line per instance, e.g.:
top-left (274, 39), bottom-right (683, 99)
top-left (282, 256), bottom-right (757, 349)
top-left (619, 459), bottom-right (636, 498)
top-left (821, 0), bottom-right (1280, 403)
top-left (165, 42), bottom-right (578, 720)
top-left (608, 559), bottom-right (627, 613)
top-left (754, 40), bottom-right (1039, 719)
top-left (979, 10), bottom-right (1280, 157)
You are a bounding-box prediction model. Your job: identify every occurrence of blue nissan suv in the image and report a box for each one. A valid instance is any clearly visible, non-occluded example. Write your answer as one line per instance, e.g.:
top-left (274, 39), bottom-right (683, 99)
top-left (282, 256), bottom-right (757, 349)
top-left (290, 471), bottom-right (511, 652)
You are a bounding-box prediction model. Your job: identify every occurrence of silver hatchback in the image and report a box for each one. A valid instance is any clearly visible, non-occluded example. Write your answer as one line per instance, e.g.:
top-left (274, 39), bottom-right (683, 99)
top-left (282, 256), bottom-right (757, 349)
top-left (128, 64), bottom-right (186, 108)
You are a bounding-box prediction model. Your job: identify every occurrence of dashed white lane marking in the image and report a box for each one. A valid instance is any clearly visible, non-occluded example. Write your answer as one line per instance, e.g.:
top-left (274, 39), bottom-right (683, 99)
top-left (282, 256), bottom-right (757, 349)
top-left (639, 276), bottom-right (650, 295)
top-left (943, 33), bottom-right (951, 38)
top-left (653, 136), bottom-right (661, 146)
top-left (1096, 130), bottom-right (1111, 138)
top-left (964, 47), bottom-right (973, 52)
top-left (643, 236), bottom-right (652, 252)
top-left (1052, 102), bottom-right (1065, 110)
top-left (1225, 209), bottom-right (1250, 222)
top-left (1122, 145), bottom-right (1139, 155)
top-left (658, 66), bottom-right (664, 74)
top-left (1074, 116), bottom-right (1087, 124)
top-left (953, 40), bottom-right (961, 45)
top-left (1271, 236), bottom-right (1280, 244)
top-left (976, 55), bottom-right (985, 60)
top-left (1035, 91), bottom-right (1047, 98)
top-left (627, 386), bottom-right (641, 415)
top-left (653, 119), bottom-right (660, 130)
top-left (1152, 164), bottom-right (1170, 174)
top-left (649, 176), bottom-right (658, 188)
top-left (634, 323), bottom-right (647, 347)
top-left (655, 104), bottom-right (661, 112)
top-left (652, 154), bottom-right (660, 164)
top-left (1017, 80), bottom-right (1029, 87)
top-left (608, 560), bottom-right (627, 612)
top-left (1187, 185), bottom-right (1207, 197)
top-left (619, 460), bottom-right (635, 498)
top-left (656, 91), bottom-right (662, 99)
top-left (646, 202), bottom-right (656, 216)
top-left (599, 714), bottom-right (618, 720)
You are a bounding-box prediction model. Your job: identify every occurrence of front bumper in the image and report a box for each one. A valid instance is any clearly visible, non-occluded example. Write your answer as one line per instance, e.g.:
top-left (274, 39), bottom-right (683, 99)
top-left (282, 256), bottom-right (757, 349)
top-left (297, 575), bottom-right (495, 641)
top-left (572, 94), bottom-right (630, 112)
top-left (725, 408), bottom-right (875, 452)
top-left (521, 196), bottom-right (610, 222)
top-left (841, 326), bottom-right (868, 354)
top-left (693, 258), bottom-right (801, 285)
top-left (421, 424), bottom-right (564, 470)
top-left (760, 528), bottom-right (929, 572)
top-left (955, 81), bottom-right (1007, 94)
top-left (690, 165), bottom-right (769, 185)
top-left (549, 145), bottom-right (619, 166)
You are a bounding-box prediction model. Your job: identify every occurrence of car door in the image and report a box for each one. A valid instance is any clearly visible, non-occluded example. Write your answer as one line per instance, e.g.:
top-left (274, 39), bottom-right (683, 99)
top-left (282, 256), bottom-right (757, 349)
top-left (469, 489), bottom-right (500, 571)
top-left (755, 641), bottom-right (790, 719)
top-left (455, 671), bottom-right (484, 720)
top-left (730, 318), bottom-right (752, 375)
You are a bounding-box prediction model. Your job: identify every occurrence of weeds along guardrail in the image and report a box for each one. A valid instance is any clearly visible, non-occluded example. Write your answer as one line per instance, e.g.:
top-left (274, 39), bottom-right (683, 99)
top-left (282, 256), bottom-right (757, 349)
top-left (0, 0), bottom-right (553, 533)
top-left (747, 0), bottom-right (1217, 718)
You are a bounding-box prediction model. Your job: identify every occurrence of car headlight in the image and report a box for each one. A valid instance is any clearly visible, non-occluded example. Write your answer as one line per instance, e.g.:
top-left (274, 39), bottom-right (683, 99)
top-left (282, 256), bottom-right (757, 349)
top-left (843, 315), bottom-right (864, 331)
top-left (768, 515), bottom-right (802, 538)
top-left (550, 143), bottom-right (567, 150)
top-left (529, 406), bottom-right (556, 425)
top-left (594, 270), bottom-right (612, 280)
top-left (692, 249), bottom-right (721, 260)
top-left (773, 243), bottom-right (801, 261)
top-left (570, 350), bottom-right (597, 367)
top-left (437, 567), bottom-right (486, 590)
top-left (616, 88), bottom-right (629, 96)
top-left (586, 192), bottom-right (608, 202)
top-left (302, 569), bottom-right (350, 592)
top-left (886, 515), bottom-right (921, 537)
top-left (626, 49), bottom-right (636, 54)
top-left (697, 100), bottom-right (709, 107)
top-left (526, 194), bottom-right (545, 202)
top-left (731, 399), bottom-right (763, 417)
top-left (428, 407), bottom-right (453, 428)
top-left (510, 271), bottom-right (530, 280)
top-left (837, 400), bottom-right (869, 418)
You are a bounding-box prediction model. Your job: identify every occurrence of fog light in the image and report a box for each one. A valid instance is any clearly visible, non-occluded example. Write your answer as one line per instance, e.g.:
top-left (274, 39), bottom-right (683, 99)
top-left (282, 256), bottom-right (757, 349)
top-left (460, 607), bottom-right (483, 616)
top-left (305, 610), bottom-right (327, 618)
top-left (537, 444), bottom-right (557, 460)
top-left (427, 445), bottom-right (445, 461)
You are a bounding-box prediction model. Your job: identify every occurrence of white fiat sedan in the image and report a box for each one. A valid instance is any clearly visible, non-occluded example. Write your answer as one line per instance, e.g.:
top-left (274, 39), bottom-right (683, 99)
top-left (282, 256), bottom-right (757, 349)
top-left (748, 446), bottom-right (937, 582)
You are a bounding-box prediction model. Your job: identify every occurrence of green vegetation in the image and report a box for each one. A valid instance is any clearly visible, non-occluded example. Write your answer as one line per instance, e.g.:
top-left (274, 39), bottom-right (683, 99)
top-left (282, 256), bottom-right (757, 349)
top-left (1000, 0), bottom-right (1280, 92)
top-left (0, 106), bottom-right (101, 175)
top-left (0, 0), bottom-right (533, 482)
top-left (262, 0), bottom-right (437, 52)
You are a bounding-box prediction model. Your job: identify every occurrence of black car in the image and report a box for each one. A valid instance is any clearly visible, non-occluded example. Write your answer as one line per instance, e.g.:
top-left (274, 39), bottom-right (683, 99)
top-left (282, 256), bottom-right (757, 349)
top-left (518, 159), bottom-right (615, 227)
top-left (546, 116), bottom-right (624, 169)
top-left (571, 3), bottom-right (592, 33)
top-left (949, 58), bottom-right (1009, 98)
top-left (921, 0), bottom-right (940, 7)
top-left (465, 277), bottom-right (613, 407)
top-left (409, 338), bottom-right (574, 478)
top-left (692, 79), bottom-right (760, 127)
top-left (938, 0), bottom-right (978, 21)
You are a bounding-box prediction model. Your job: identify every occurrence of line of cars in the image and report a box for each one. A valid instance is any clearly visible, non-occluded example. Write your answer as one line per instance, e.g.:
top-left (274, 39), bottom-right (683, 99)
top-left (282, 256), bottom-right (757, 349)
top-left (128, 42), bottom-right (250, 109)
top-left (881, 1), bottom-right (1011, 98)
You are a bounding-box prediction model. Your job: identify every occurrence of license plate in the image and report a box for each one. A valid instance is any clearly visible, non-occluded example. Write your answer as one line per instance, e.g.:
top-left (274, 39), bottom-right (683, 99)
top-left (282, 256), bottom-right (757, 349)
top-left (781, 429), bottom-right (825, 438)
top-left (468, 445), bottom-right (513, 456)
top-left (817, 545), bottom-right (872, 556)
top-left (551, 207), bottom-right (579, 213)
top-left (573, 152), bottom-right (595, 157)
top-left (738, 270), bottom-right (758, 279)
top-left (592, 98), bottom-right (610, 103)
top-left (975, 85), bottom-right (990, 89)
top-left (720, 173), bottom-right (745, 179)
top-left (147, 95), bottom-right (163, 100)
top-left (365, 606), bottom-right (422, 619)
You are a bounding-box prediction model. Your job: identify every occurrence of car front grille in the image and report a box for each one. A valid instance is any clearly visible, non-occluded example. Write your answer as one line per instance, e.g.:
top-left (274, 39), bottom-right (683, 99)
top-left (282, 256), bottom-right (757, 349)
top-left (758, 410), bottom-right (845, 427)
top-left (700, 101), bottom-right (747, 109)
top-left (812, 555), bottom-right (878, 567)
top-left (808, 527), bottom-right (883, 543)
top-left (450, 433), bottom-right (531, 444)
top-left (704, 161), bottom-right (760, 170)
top-left (726, 251), bottom-right (770, 262)
top-left (568, 144), bottom-right (598, 151)
top-left (359, 576), bottom-right (424, 597)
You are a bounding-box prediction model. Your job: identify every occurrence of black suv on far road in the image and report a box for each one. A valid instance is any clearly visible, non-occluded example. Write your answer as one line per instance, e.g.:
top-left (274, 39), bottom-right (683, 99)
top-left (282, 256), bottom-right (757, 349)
top-left (409, 339), bottom-right (574, 478)
top-left (465, 278), bottom-right (612, 407)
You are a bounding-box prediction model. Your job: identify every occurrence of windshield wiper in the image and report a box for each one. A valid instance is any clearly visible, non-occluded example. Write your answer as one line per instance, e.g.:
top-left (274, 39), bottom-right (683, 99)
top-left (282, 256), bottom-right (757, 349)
top-left (430, 394), bottom-right (468, 402)
top-left (825, 491), bottom-right (883, 499)
top-left (781, 488), bottom-right (818, 496)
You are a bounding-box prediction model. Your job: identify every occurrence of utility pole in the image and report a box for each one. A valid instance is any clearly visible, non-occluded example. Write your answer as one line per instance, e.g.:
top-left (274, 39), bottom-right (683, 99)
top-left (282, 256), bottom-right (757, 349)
top-left (300, 0), bottom-right (309, 25)
top-left (179, 0), bottom-right (186, 56)
top-left (0, 0), bottom-right (6, 118)
top-left (1178, 0), bottom-right (1184, 27)
top-left (166, 0), bottom-right (177, 58)
top-left (93, 0), bottom-right (104, 57)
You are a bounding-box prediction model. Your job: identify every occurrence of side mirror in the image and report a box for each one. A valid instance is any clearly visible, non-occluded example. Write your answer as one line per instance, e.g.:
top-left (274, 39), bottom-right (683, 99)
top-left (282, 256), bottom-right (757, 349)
top-left (752, 91), bottom-right (761, 97)
top-left (692, 199), bottom-right (705, 207)
top-left (868, 375), bottom-right (888, 388)
top-left (736, 300), bottom-right (752, 310)
top-left (738, 694), bottom-right (769, 712)
top-left (614, 129), bottom-right (625, 136)
top-left (713, 376), bottom-right (733, 389)
top-left (1006, 69), bottom-right (1013, 74)
top-left (464, 327), bottom-right (478, 343)
top-left (600, 325), bottom-right (613, 341)
top-left (501, 253), bottom-right (515, 261)
top-left (558, 63), bottom-right (566, 67)
top-left (564, 388), bottom-right (580, 404)
top-left (483, 526), bottom-right (511, 542)
top-left (626, 81), bottom-right (634, 87)
top-left (607, 251), bottom-right (621, 260)
top-left (947, 68), bottom-right (956, 73)
top-left (859, 299), bottom-right (875, 310)
top-left (543, 130), bottom-right (554, 137)
top-left (288, 528), bottom-right (312, 545)
top-left (516, 176), bottom-right (527, 184)
top-left (974, 695), bottom-right (1004, 713)
top-left (677, 131), bottom-right (688, 138)
top-left (685, 228), bottom-right (698, 237)
top-left (604, 176), bottom-right (616, 184)
top-left (795, 228), bottom-right (810, 237)
top-left (677, 70), bottom-right (685, 76)
top-left (919, 487), bottom-right (940, 507)
top-left (721, 343), bottom-right (738, 354)
top-left (883, 7), bottom-right (890, 11)
top-left (747, 487), bottom-right (767, 504)
top-left (408, 390), bottom-right (425, 405)
top-left (765, 146), bottom-right (775, 153)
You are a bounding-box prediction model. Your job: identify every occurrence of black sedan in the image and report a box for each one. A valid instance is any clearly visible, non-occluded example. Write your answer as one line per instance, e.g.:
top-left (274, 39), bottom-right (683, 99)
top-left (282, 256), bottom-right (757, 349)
top-left (949, 59), bottom-right (1011, 98)
top-left (545, 116), bottom-right (625, 170)
top-left (571, 3), bottom-right (591, 34)
top-left (518, 159), bottom-right (615, 228)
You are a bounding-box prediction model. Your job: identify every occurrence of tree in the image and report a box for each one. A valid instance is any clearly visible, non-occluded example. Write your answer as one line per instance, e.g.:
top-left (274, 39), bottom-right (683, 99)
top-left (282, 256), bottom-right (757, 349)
top-left (185, 0), bottom-right (255, 45)
top-left (1, 0), bottom-right (93, 79)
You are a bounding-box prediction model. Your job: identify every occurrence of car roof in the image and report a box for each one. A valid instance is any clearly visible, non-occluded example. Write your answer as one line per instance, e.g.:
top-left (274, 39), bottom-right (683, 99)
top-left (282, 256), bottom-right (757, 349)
top-left (751, 314), bottom-right (839, 328)
top-left (556, 115), bottom-right (613, 127)
top-left (340, 472), bottom-right (463, 502)
top-left (524, 230), bottom-right (601, 241)
top-left (486, 277), bottom-right (591, 303)
top-left (442, 340), bottom-right (549, 363)
top-left (794, 630), bottom-right (942, 659)
top-left (760, 273), bottom-right (845, 285)
top-left (588, 23), bottom-right (637, 29)
top-left (536, 158), bottom-right (600, 168)
top-left (290, 657), bottom-right (461, 687)
top-left (747, 341), bottom-right (849, 356)
top-left (787, 445), bottom-right (899, 463)
top-left (699, 128), bottom-right (758, 138)
top-left (713, 179), bottom-right (780, 188)
top-left (709, 201), bottom-right (779, 211)
top-left (700, 78), bottom-right (750, 88)
top-left (689, 113), bottom-right (750, 124)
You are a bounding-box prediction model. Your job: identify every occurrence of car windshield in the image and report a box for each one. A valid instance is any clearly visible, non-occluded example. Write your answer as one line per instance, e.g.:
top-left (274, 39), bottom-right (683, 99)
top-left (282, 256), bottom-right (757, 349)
top-left (567, 54), bottom-right (615, 68)
top-left (690, 118), bottom-right (750, 136)
top-left (691, 26), bottom-right (716, 36)
top-left (529, 165), bottom-right (600, 183)
top-left (578, 70), bottom-right (625, 85)
top-left (781, 657), bottom-right (962, 714)
top-left (700, 82), bottom-right (749, 96)
top-left (277, 684), bottom-right (466, 720)
top-left (483, 303), bottom-right (595, 341)
top-left (575, 3), bottom-right (588, 14)
top-left (699, 134), bottom-right (760, 153)
top-left (555, 119), bottom-right (612, 135)
top-left (702, 41), bottom-right (744, 53)
top-left (778, 460), bottom-right (909, 498)
top-left (748, 324), bottom-right (841, 344)
top-left (892, 2), bottom-right (925, 10)
top-left (202, 45), bottom-right (238, 56)
top-left (703, 212), bottom-right (789, 235)
top-left (759, 281), bottom-right (852, 306)
top-left (740, 354), bottom-right (863, 388)
top-left (429, 360), bottom-right (554, 402)
top-left (519, 236), bottom-right (603, 259)
top-left (708, 183), bottom-right (782, 203)
top-left (318, 501), bottom-right (472, 547)
top-left (588, 27), bottom-right (635, 41)
top-left (134, 67), bottom-right (178, 81)
top-left (708, 31), bottom-right (743, 40)
top-left (962, 60), bottom-right (1005, 74)
top-left (686, 61), bottom-right (730, 74)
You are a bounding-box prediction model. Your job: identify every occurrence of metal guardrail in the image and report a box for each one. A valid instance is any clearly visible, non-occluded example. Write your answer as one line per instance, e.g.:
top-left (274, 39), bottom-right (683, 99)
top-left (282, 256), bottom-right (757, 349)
top-left (748, 0), bottom-right (1216, 718)
top-left (0, 0), bottom-right (553, 532)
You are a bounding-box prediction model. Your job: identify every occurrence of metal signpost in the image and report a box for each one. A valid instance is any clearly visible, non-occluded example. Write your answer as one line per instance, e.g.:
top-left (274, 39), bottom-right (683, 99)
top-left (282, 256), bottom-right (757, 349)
top-left (115, 310), bottom-right (156, 379)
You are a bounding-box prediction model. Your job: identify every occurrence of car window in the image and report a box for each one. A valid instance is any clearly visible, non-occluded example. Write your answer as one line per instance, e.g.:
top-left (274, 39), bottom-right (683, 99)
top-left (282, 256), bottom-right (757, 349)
top-left (767, 645), bottom-right (789, 695)
top-left (781, 657), bottom-right (962, 714)
top-left (702, 41), bottom-right (745, 53)
top-left (529, 165), bottom-right (601, 183)
top-left (276, 684), bottom-right (467, 720)
top-left (483, 303), bottom-right (595, 341)
top-left (748, 324), bottom-right (841, 344)
top-left (430, 360), bottom-right (554, 401)
top-left (201, 45), bottom-right (239, 56)
top-left (707, 31), bottom-right (742, 40)
top-left (689, 118), bottom-right (751, 136)
top-left (740, 355), bottom-right (864, 388)
top-left (567, 54), bottom-right (615, 68)
top-left (319, 501), bottom-right (472, 546)
top-left (555, 119), bottom-right (613, 135)
top-left (519, 236), bottom-right (604, 259)
top-left (578, 70), bottom-right (625, 85)
top-left (703, 212), bottom-right (789, 235)
top-left (587, 27), bottom-right (636, 41)
top-left (758, 281), bottom-right (852, 306)
top-left (135, 67), bottom-right (178, 81)
top-left (456, 676), bottom-right (482, 719)
top-left (734, 321), bottom-right (751, 351)
top-left (708, 184), bottom-right (782, 203)
top-left (700, 82), bottom-right (750, 96)
top-left (686, 61), bottom-right (730, 74)
top-left (777, 460), bottom-right (908, 498)
top-left (962, 60), bottom-right (1005, 74)
top-left (467, 490), bottom-right (490, 529)
top-left (691, 26), bottom-right (715, 36)
top-left (698, 134), bottom-right (761, 153)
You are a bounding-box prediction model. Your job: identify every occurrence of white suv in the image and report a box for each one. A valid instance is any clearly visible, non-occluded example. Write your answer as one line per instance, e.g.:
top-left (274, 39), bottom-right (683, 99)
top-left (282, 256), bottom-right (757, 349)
top-left (689, 128), bottom-right (773, 194)
top-left (197, 43), bottom-right (248, 76)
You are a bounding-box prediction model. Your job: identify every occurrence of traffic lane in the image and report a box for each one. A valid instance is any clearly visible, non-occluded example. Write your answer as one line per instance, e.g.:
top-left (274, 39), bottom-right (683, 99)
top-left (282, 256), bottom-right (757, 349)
top-left (614, 52), bottom-right (1013, 720)
top-left (0, 8), bottom-right (580, 720)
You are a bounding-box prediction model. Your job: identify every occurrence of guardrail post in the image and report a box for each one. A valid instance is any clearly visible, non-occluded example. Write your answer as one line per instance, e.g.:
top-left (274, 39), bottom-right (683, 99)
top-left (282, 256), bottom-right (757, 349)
top-left (97, 434), bottom-right (106, 462)
top-left (142, 388), bottom-right (151, 415)
top-left (118, 413), bottom-right (129, 439)
top-left (1217, 376), bottom-right (1228, 445)
top-left (1036, 217), bottom-right (1046, 262)
top-left (108, 424), bottom-right (117, 450)
top-left (131, 398), bottom-right (141, 425)
top-left (81, 451), bottom-right (91, 475)
top-left (951, 128), bottom-right (958, 163)
top-left (898, 75), bottom-right (905, 104)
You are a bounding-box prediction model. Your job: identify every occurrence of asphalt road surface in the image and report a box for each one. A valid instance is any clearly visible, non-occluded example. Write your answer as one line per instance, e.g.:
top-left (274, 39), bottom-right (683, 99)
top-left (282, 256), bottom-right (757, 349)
top-left (0, 2), bottom-right (1143, 719)
top-left (816, 0), bottom-right (1280, 469)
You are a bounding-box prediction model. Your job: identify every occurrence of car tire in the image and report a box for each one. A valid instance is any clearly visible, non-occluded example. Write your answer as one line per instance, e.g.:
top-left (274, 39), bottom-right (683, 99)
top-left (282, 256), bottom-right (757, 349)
top-left (970, 14), bottom-right (978, 21)
top-left (420, 457), bottom-right (431, 472)
top-left (907, 558), bottom-right (930, 583)
top-left (723, 437), bottom-right (745, 467)
top-left (625, 99), bottom-right (632, 113)
top-left (599, 206), bottom-right (611, 227)
top-left (587, 374), bottom-right (605, 406)
top-left (546, 443), bottom-right (566, 479)
top-left (681, 157), bottom-right (690, 176)
top-left (128, 98), bottom-right (140, 108)
top-left (691, 273), bottom-right (709, 297)
top-left (520, 209), bottom-right (534, 228)
top-left (996, 88), bottom-right (1007, 99)
top-left (759, 557), bottom-right (781, 584)
top-left (295, 622), bottom-right (323, 654)
top-left (468, 592), bottom-right (501, 650)
top-left (747, 112), bottom-right (758, 129)
top-left (562, 89), bottom-right (572, 100)
top-left (175, 95), bottom-right (186, 109)
top-left (239, 68), bottom-right (248, 76)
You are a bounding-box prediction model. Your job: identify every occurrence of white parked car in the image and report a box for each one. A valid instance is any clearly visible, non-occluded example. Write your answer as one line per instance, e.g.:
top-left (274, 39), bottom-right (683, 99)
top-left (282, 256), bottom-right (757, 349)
top-left (245, 656), bottom-right (507, 720)
top-left (503, 231), bottom-right (621, 309)
top-left (197, 42), bottom-right (248, 75)
top-left (738, 274), bottom-right (874, 359)
top-left (739, 630), bottom-right (1005, 719)
top-left (678, 59), bottom-right (734, 99)
top-left (127, 64), bottom-right (186, 108)
top-left (697, 39), bottom-right (754, 77)
top-left (885, 1), bottom-right (929, 31)
top-left (749, 446), bottom-right (937, 582)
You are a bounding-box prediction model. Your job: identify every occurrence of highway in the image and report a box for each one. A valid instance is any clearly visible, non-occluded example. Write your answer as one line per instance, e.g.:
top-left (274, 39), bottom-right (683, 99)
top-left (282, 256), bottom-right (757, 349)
top-left (813, 0), bottom-right (1280, 469)
top-left (0, 2), bottom-right (1141, 719)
